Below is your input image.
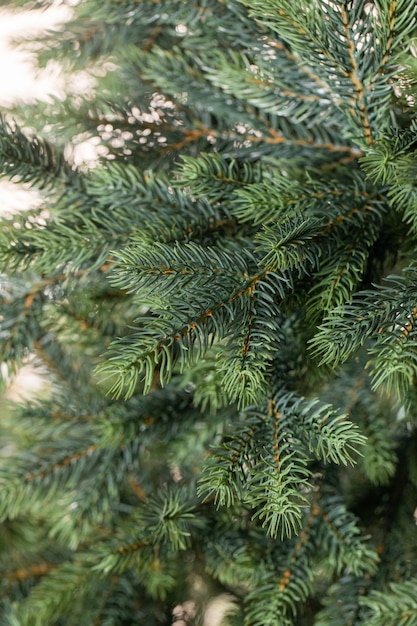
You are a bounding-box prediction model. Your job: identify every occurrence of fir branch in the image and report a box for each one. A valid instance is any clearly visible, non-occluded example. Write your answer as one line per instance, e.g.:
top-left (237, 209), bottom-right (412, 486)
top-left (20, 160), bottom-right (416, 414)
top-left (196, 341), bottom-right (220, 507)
top-left (216, 281), bottom-right (283, 408)
top-left (310, 267), bottom-right (417, 395)
top-left (338, 4), bottom-right (374, 145)
top-left (199, 399), bottom-right (313, 539)
top-left (0, 115), bottom-right (81, 190)
top-left (314, 574), bottom-right (370, 626)
top-left (256, 215), bottom-right (321, 273)
top-left (359, 578), bottom-right (417, 626)
top-left (175, 152), bottom-right (263, 201)
top-left (316, 491), bottom-right (378, 576)
top-left (281, 394), bottom-right (367, 466)
top-left (109, 240), bottom-right (253, 297)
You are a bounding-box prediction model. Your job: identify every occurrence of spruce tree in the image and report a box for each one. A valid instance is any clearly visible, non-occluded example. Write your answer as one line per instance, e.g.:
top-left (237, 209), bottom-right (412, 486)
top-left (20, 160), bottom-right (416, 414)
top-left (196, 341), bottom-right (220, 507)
top-left (1, 1), bottom-right (417, 624)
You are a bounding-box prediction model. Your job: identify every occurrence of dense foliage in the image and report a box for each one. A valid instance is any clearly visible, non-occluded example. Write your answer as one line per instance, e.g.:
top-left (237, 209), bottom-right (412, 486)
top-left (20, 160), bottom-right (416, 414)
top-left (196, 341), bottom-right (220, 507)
top-left (1, 1), bottom-right (417, 624)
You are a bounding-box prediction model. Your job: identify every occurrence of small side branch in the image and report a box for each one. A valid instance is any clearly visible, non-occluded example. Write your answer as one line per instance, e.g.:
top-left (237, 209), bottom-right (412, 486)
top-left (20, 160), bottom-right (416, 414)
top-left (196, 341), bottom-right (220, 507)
top-left (339, 6), bottom-right (374, 145)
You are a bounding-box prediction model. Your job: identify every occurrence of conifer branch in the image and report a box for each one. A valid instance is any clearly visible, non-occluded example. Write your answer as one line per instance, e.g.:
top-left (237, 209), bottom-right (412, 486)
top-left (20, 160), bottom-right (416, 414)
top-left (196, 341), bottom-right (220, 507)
top-left (339, 5), bottom-right (374, 145)
top-left (1, 0), bottom-right (416, 622)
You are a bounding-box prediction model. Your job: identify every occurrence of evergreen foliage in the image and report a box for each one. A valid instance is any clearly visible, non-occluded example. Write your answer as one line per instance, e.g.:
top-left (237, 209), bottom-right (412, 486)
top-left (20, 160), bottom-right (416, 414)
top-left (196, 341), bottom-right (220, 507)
top-left (1, 0), bottom-right (417, 624)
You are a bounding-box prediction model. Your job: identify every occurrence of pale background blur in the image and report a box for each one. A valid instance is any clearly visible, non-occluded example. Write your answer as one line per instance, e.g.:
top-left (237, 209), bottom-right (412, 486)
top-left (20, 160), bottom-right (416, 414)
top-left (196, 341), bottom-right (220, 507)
top-left (0, 4), bottom-right (73, 209)
top-left (0, 4), bottom-right (71, 398)
top-left (0, 3), bottom-right (102, 400)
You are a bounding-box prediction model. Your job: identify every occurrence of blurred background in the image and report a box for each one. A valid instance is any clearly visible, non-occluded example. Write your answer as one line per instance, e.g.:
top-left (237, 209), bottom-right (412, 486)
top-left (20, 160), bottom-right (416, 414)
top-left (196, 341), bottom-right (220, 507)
top-left (0, 4), bottom-right (71, 401)
top-left (0, 4), bottom-right (72, 210)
